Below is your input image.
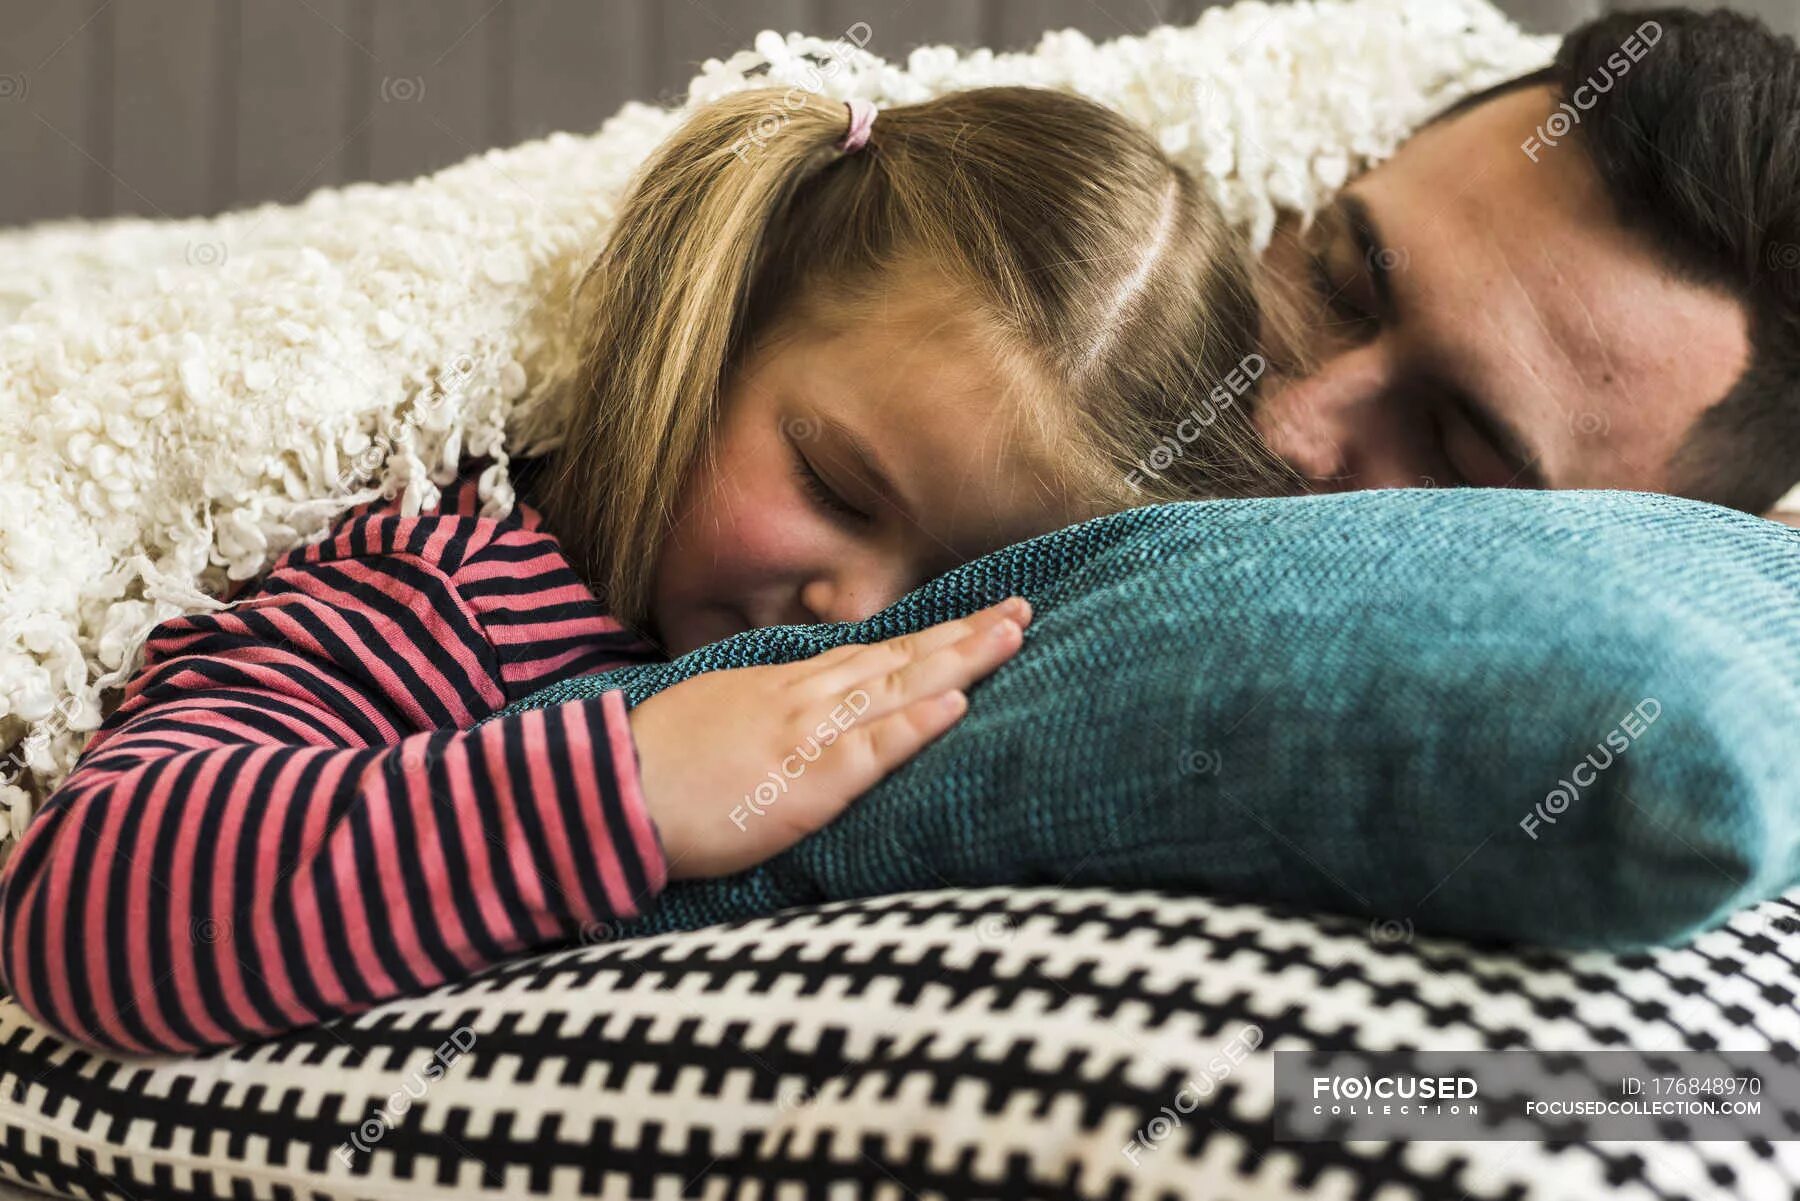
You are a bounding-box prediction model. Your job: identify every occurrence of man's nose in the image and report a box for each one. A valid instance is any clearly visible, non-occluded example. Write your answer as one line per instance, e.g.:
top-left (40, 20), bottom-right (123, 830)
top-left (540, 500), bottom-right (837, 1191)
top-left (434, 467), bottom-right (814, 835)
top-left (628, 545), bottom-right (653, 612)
top-left (1256, 374), bottom-right (1353, 488)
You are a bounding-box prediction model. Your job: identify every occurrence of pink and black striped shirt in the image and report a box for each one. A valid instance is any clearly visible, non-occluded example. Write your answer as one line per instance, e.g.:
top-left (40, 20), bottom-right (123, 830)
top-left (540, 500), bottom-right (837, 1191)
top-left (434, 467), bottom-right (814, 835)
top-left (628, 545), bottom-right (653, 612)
top-left (0, 464), bottom-right (668, 1055)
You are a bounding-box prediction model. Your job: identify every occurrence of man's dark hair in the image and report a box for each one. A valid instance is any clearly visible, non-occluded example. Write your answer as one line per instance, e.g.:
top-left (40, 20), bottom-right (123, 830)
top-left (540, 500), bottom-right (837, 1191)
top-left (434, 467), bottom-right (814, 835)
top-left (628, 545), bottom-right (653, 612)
top-left (1443, 8), bottom-right (1800, 512)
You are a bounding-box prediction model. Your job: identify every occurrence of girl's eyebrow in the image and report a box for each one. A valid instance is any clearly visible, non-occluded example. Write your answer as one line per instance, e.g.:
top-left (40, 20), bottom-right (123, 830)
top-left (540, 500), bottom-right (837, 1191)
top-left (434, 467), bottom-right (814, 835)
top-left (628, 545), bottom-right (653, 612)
top-left (813, 413), bottom-right (914, 521)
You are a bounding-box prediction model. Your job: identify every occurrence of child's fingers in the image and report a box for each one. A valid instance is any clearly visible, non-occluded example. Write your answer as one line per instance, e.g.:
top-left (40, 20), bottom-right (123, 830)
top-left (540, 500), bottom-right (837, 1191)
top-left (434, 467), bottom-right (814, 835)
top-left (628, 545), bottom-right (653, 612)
top-left (852, 617), bottom-right (1023, 719)
top-left (804, 597), bottom-right (1030, 696)
top-left (833, 688), bottom-right (968, 797)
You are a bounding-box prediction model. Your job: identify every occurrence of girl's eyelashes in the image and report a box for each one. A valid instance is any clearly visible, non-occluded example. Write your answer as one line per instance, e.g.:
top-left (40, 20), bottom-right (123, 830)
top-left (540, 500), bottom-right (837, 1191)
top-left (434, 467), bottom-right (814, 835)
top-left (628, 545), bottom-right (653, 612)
top-left (790, 440), bottom-right (871, 525)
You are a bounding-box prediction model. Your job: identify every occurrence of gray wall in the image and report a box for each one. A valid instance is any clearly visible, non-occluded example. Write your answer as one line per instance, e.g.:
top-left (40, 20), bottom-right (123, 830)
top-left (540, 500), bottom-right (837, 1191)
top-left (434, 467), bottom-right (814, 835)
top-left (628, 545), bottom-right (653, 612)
top-left (1, 0), bottom-right (1795, 228)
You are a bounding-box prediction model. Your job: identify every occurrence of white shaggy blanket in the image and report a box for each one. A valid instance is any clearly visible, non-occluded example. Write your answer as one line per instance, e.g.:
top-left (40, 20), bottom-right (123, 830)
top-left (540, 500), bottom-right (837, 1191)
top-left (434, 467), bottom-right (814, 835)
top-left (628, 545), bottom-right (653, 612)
top-left (0, 0), bottom-right (1559, 850)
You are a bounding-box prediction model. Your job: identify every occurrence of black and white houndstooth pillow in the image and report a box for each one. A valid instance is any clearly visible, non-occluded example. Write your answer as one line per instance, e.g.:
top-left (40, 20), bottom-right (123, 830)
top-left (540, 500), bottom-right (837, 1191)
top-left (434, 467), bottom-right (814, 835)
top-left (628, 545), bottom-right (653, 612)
top-left (3, 886), bottom-right (1799, 1200)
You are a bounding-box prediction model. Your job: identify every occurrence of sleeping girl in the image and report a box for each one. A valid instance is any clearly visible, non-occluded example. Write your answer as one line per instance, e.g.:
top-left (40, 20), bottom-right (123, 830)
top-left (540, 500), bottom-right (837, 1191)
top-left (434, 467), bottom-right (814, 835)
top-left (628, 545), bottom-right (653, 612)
top-left (0, 85), bottom-right (1290, 1053)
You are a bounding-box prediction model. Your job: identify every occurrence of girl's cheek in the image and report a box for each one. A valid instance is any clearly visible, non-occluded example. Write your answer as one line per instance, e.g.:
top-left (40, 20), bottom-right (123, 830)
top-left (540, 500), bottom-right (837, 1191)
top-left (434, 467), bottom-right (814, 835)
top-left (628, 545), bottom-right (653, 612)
top-left (702, 480), bottom-right (831, 579)
top-left (744, 496), bottom-right (833, 567)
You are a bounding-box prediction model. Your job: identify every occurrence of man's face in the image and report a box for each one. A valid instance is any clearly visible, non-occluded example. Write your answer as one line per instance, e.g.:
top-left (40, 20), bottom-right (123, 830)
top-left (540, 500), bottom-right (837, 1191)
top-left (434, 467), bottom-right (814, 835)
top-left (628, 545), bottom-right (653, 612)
top-left (1252, 84), bottom-right (1752, 497)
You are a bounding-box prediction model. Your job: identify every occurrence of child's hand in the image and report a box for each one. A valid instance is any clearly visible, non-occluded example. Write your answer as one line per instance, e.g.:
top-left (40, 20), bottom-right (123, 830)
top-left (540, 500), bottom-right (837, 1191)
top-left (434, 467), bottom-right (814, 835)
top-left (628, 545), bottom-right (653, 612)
top-left (628, 597), bottom-right (1032, 880)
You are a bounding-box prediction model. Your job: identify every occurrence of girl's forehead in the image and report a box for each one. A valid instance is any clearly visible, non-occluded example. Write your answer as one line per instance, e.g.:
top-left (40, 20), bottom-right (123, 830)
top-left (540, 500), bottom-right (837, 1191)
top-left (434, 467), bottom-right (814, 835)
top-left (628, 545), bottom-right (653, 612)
top-left (766, 296), bottom-right (1090, 565)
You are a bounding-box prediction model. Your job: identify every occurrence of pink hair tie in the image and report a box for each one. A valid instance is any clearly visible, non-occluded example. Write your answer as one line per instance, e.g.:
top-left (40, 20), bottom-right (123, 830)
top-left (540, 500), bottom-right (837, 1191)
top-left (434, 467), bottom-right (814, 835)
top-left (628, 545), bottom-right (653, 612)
top-left (835, 98), bottom-right (877, 153)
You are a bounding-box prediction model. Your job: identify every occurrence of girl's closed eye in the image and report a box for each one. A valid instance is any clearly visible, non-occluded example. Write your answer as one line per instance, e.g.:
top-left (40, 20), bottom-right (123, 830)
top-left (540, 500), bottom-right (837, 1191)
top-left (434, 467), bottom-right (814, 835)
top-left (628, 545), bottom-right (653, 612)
top-left (790, 437), bottom-right (871, 525)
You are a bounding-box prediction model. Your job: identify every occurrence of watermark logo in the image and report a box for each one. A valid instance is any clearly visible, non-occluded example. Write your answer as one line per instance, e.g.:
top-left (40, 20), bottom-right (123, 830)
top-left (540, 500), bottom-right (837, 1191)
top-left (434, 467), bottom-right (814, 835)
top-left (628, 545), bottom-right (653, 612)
top-left (1369, 917), bottom-right (1414, 947)
top-left (1312, 1071), bottom-right (1479, 1113)
top-left (777, 1081), bottom-right (820, 1114)
top-left (1179, 748), bottom-right (1222, 777)
top-left (730, 23), bottom-right (874, 162)
top-left (1124, 353), bottom-right (1267, 493)
top-left (1278, 1049), bottom-right (1793, 1140)
top-left (1522, 22), bottom-right (1663, 162)
top-left (974, 913), bottom-right (1016, 946)
top-left (1569, 410), bottom-right (1610, 437)
top-left (1520, 697), bottom-right (1660, 839)
top-left (579, 919), bottom-right (626, 945)
top-left (779, 414), bottom-right (822, 441)
top-left (729, 689), bottom-right (872, 829)
top-left (191, 917), bottom-right (232, 946)
top-left (380, 76), bottom-right (425, 103)
top-left (185, 240), bottom-right (228, 268)
top-left (2, 693), bottom-right (84, 789)
top-left (334, 1027), bottom-right (477, 1165)
top-left (1121, 1024), bottom-right (1263, 1165)
top-left (1367, 245), bottom-right (1409, 274)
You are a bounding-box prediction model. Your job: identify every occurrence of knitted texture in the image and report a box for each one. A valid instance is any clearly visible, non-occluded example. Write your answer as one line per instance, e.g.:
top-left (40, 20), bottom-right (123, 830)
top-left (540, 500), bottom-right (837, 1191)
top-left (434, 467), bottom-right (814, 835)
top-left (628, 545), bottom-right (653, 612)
top-left (491, 489), bottom-right (1800, 949)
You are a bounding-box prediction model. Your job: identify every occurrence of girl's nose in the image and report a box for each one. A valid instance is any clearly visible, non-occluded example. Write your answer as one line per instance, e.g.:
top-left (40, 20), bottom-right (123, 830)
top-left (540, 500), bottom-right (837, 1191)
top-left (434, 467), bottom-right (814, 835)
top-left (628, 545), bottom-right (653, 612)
top-left (799, 569), bottom-right (905, 626)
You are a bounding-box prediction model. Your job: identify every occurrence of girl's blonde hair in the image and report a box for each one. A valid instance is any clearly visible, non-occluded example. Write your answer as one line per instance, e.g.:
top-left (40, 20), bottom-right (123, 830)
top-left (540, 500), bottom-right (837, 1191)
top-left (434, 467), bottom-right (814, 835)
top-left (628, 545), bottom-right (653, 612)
top-left (540, 84), bottom-right (1290, 633)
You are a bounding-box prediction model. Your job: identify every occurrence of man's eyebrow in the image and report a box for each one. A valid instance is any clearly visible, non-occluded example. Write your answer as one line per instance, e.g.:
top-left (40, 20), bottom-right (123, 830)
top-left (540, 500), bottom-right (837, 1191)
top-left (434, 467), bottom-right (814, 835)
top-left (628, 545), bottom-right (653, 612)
top-left (1334, 194), bottom-right (1546, 489)
top-left (1451, 389), bottom-right (1547, 490)
top-left (1340, 193), bottom-right (1396, 321)
top-left (813, 413), bottom-right (914, 520)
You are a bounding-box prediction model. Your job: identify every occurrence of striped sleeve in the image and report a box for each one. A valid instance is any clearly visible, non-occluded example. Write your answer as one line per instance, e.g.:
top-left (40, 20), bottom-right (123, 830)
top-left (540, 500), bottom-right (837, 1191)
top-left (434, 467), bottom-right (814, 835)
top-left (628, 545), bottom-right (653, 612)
top-left (0, 477), bottom-right (667, 1055)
